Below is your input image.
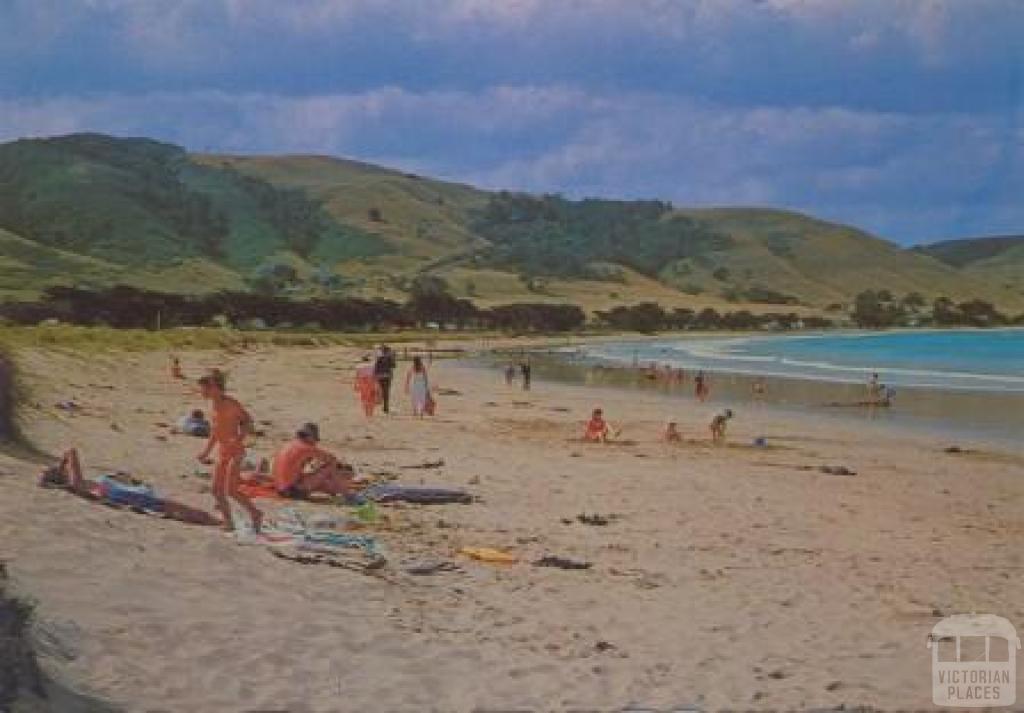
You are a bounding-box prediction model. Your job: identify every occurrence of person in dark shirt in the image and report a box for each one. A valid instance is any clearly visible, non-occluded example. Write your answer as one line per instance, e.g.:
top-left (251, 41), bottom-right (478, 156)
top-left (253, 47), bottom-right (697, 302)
top-left (374, 345), bottom-right (397, 413)
top-left (520, 361), bottom-right (532, 391)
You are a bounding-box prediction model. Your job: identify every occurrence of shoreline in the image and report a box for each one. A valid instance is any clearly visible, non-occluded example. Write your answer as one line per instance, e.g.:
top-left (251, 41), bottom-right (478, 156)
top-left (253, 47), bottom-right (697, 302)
top-left (490, 350), bottom-right (1024, 450)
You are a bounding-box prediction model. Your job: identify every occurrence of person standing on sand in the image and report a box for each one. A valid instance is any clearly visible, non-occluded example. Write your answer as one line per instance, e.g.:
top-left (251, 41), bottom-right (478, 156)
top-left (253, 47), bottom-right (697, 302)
top-left (867, 372), bottom-right (881, 403)
top-left (694, 370), bottom-right (709, 402)
top-left (505, 363), bottom-right (516, 386)
top-left (405, 356), bottom-right (432, 418)
top-left (520, 361), bottom-right (532, 391)
top-left (169, 355), bottom-right (184, 379)
top-left (354, 356), bottom-right (381, 418)
top-left (374, 345), bottom-right (397, 414)
top-left (197, 370), bottom-right (263, 532)
top-left (752, 377), bottom-right (766, 401)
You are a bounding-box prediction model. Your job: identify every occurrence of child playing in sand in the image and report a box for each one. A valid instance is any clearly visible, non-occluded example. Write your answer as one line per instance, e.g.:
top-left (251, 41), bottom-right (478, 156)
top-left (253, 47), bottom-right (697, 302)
top-left (584, 408), bottom-right (616, 443)
top-left (664, 421), bottom-right (683, 443)
top-left (169, 355), bottom-right (184, 379)
top-left (197, 370), bottom-right (263, 532)
top-left (709, 408), bottom-right (734, 443)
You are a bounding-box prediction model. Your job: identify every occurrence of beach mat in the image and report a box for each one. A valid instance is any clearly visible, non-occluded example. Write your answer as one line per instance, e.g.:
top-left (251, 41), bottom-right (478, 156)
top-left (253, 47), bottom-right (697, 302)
top-left (362, 484), bottom-right (472, 505)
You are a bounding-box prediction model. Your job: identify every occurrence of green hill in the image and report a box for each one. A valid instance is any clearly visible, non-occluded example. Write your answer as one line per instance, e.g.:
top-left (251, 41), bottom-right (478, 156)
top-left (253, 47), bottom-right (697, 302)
top-left (0, 133), bottom-right (1021, 313)
top-left (0, 133), bottom-right (383, 273)
top-left (914, 235), bottom-right (1024, 295)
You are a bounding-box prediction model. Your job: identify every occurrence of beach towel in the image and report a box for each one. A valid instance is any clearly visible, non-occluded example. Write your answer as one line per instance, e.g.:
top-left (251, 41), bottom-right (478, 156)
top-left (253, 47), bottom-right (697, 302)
top-left (361, 484), bottom-right (472, 505)
top-left (460, 547), bottom-right (518, 564)
top-left (263, 508), bottom-right (380, 555)
top-left (96, 475), bottom-right (164, 512)
top-left (237, 479), bottom-right (285, 500)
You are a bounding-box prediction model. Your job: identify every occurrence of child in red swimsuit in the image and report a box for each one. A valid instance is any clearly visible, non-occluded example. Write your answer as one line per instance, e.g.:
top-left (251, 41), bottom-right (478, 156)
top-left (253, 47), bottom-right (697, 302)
top-left (584, 408), bottom-right (614, 443)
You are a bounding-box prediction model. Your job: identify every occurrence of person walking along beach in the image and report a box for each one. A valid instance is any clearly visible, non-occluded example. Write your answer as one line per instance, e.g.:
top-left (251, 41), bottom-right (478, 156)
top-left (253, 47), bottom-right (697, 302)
top-left (374, 345), bottom-right (397, 414)
top-left (405, 356), bottom-right (433, 418)
top-left (354, 356), bottom-right (381, 418)
top-left (197, 370), bottom-right (263, 532)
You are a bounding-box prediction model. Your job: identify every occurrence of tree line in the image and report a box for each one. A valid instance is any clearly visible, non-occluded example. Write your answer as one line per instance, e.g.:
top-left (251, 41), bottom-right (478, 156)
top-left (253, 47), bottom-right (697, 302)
top-left (850, 290), bottom-right (1024, 328)
top-left (4, 284), bottom-right (1017, 334)
top-left (0, 285), bottom-right (589, 334)
top-left (0, 285), bottom-right (834, 334)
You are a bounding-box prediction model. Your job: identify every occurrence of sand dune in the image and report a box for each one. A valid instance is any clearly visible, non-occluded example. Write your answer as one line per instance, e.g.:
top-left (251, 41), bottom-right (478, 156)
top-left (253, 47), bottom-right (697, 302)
top-left (1, 345), bottom-right (1021, 711)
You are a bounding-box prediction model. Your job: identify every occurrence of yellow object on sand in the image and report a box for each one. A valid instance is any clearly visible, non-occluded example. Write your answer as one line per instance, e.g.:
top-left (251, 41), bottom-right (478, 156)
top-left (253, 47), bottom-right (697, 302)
top-left (460, 547), bottom-right (518, 564)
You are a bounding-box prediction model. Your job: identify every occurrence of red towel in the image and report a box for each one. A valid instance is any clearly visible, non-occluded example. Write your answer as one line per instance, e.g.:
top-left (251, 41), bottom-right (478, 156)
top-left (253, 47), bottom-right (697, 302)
top-left (237, 479), bottom-right (284, 500)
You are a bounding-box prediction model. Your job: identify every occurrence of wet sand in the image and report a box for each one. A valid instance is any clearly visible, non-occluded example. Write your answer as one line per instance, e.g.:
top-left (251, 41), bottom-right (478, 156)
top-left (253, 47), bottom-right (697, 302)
top-left (0, 344), bottom-right (1021, 711)
top-left (518, 353), bottom-right (1024, 446)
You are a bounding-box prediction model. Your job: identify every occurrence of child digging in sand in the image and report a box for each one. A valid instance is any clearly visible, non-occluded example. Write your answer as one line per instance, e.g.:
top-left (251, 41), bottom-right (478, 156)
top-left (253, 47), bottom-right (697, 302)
top-left (584, 408), bottom-right (618, 443)
top-left (709, 408), bottom-right (734, 444)
top-left (197, 370), bottom-right (263, 532)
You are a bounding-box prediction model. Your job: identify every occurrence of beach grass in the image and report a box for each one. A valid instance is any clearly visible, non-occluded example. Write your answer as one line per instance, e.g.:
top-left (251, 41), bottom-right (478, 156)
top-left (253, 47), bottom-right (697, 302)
top-left (0, 324), bottom-right (521, 354)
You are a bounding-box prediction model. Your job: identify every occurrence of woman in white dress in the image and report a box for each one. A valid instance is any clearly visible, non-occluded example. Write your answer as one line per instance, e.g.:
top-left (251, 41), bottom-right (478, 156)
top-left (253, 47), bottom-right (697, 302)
top-left (405, 356), bottom-right (431, 417)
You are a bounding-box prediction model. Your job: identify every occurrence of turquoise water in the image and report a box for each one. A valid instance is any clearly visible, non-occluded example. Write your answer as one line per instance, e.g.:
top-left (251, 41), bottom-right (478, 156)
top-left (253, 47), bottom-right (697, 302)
top-left (578, 329), bottom-right (1024, 393)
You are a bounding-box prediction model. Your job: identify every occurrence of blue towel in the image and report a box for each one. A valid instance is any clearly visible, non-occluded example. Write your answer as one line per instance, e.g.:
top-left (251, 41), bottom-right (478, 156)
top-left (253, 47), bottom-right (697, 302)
top-left (96, 475), bottom-right (165, 512)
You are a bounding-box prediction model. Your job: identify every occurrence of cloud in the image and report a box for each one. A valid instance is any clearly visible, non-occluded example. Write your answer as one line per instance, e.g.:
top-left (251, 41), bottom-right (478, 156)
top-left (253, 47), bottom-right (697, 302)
top-left (0, 1), bottom-right (1021, 241)
top-left (4, 1), bottom-right (1022, 86)
top-left (2, 85), bottom-right (1021, 242)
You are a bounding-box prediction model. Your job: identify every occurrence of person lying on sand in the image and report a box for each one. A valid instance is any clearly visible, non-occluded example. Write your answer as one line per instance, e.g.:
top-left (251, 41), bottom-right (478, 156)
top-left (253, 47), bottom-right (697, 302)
top-left (584, 408), bottom-right (618, 443)
top-left (664, 421), bottom-right (683, 443)
top-left (198, 370), bottom-right (263, 532)
top-left (709, 409), bottom-right (734, 443)
top-left (39, 448), bottom-right (219, 526)
top-left (271, 423), bottom-right (357, 499)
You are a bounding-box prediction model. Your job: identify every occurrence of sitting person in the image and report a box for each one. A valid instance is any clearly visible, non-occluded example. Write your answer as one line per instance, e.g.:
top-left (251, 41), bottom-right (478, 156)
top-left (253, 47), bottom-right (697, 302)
top-left (40, 448), bottom-right (218, 526)
top-left (583, 408), bottom-right (616, 443)
top-left (664, 421), bottom-right (683, 443)
top-left (709, 408), bottom-right (734, 443)
top-left (271, 423), bottom-right (356, 499)
top-left (176, 409), bottom-right (211, 437)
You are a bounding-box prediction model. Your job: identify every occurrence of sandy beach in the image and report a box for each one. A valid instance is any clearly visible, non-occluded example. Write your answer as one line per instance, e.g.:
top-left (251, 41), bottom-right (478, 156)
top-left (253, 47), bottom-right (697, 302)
top-left (1, 343), bottom-right (1022, 711)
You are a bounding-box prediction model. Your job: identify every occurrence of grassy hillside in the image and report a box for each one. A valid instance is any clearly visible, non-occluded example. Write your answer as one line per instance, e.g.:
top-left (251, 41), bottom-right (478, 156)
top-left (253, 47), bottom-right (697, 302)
top-left (1, 133), bottom-right (1021, 313)
top-left (0, 134), bottom-right (384, 280)
top-left (667, 208), bottom-right (1019, 307)
top-left (915, 235), bottom-right (1024, 267)
top-left (915, 235), bottom-right (1024, 294)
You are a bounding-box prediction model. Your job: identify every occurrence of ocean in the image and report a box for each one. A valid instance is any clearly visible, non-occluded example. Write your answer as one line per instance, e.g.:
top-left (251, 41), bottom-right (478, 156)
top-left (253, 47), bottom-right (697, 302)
top-left (576, 329), bottom-right (1024, 393)
top-left (518, 329), bottom-right (1024, 444)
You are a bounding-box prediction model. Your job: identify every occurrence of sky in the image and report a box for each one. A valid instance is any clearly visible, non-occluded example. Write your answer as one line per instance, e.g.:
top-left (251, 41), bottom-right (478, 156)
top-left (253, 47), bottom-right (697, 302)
top-left (1, 0), bottom-right (1022, 244)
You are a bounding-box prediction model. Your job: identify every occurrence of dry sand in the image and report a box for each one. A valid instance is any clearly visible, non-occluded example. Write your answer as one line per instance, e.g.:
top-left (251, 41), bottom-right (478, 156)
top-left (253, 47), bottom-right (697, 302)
top-left (1, 345), bottom-right (1021, 711)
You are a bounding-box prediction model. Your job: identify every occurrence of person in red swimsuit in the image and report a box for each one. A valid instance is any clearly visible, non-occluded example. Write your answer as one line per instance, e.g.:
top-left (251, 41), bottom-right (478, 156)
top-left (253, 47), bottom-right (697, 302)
top-left (197, 370), bottom-right (263, 532)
